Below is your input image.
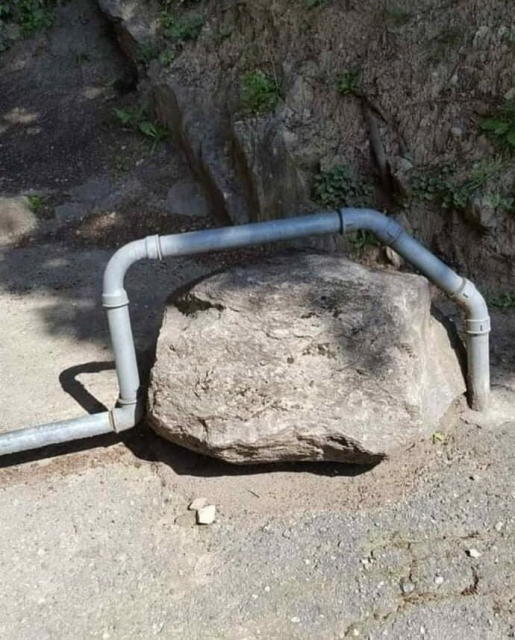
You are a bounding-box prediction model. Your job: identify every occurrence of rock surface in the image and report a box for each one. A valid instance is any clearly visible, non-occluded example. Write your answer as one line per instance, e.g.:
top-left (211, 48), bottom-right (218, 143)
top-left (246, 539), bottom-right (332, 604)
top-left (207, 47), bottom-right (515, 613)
top-left (148, 253), bottom-right (466, 464)
top-left (98, 0), bottom-right (515, 286)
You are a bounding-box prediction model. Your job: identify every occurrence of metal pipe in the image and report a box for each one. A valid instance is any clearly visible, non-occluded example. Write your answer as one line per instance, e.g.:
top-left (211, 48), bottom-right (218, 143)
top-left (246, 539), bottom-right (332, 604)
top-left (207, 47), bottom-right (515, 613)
top-left (0, 209), bottom-right (490, 458)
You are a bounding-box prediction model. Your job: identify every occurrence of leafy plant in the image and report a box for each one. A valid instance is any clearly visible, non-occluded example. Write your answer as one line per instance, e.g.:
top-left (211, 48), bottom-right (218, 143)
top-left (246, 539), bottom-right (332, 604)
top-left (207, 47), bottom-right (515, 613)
top-left (137, 43), bottom-right (161, 64)
top-left (313, 165), bottom-right (373, 209)
top-left (0, 0), bottom-right (55, 49)
top-left (138, 120), bottom-right (169, 152)
top-left (240, 70), bottom-right (280, 115)
top-left (158, 49), bottom-right (176, 66)
top-left (161, 11), bottom-right (204, 43)
top-left (410, 159), bottom-right (508, 213)
top-left (349, 230), bottom-right (381, 249)
top-left (479, 100), bottom-right (515, 150)
top-left (27, 194), bottom-right (46, 213)
top-left (114, 106), bottom-right (169, 152)
top-left (336, 69), bottom-right (361, 96)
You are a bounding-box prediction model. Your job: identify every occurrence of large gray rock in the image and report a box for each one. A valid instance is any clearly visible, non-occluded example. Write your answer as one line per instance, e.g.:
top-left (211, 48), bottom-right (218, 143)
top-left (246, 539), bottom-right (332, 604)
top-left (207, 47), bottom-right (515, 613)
top-left (148, 254), bottom-right (466, 465)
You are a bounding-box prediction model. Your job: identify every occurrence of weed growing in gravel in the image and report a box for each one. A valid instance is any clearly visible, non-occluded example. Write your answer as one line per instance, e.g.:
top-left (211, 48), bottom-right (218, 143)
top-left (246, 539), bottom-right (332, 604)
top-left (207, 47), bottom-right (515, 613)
top-left (115, 107), bottom-right (169, 152)
top-left (313, 165), bottom-right (373, 209)
top-left (240, 70), bottom-right (280, 115)
top-left (336, 70), bottom-right (361, 96)
top-left (479, 100), bottom-right (515, 150)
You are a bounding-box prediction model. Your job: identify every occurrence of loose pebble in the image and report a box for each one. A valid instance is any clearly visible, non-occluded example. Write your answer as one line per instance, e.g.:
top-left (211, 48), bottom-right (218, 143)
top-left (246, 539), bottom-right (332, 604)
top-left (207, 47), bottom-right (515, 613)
top-left (400, 579), bottom-right (415, 595)
top-left (197, 505), bottom-right (216, 525)
top-left (466, 548), bottom-right (482, 559)
top-left (188, 497), bottom-right (208, 511)
top-left (434, 575), bottom-right (444, 585)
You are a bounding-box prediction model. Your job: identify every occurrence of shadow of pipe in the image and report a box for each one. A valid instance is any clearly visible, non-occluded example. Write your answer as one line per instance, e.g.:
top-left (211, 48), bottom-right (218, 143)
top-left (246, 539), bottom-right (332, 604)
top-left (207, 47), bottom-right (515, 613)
top-left (59, 360), bottom-right (115, 414)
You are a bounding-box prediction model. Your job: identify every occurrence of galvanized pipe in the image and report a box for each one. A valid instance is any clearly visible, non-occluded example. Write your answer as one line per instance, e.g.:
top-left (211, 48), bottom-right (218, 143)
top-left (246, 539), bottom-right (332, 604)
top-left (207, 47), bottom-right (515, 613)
top-left (0, 209), bottom-right (490, 457)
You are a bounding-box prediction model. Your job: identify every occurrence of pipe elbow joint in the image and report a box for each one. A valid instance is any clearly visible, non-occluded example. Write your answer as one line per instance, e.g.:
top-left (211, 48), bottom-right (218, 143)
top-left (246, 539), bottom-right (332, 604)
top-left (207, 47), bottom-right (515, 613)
top-left (339, 208), bottom-right (404, 246)
top-left (110, 399), bottom-right (145, 433)
top-left (452, 278), bottom-right (491, 336)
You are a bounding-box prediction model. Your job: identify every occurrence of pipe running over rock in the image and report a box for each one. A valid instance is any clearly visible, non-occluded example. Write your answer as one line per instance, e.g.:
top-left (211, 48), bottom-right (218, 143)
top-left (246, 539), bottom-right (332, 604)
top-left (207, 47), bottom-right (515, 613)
top-left (0, 209), bottom-right (490, 458)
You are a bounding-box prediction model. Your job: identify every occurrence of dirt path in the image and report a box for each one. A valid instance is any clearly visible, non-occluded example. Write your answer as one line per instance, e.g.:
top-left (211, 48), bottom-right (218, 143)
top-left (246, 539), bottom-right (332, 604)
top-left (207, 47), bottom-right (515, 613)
top-left (1, 2), bottom-right (515, 639)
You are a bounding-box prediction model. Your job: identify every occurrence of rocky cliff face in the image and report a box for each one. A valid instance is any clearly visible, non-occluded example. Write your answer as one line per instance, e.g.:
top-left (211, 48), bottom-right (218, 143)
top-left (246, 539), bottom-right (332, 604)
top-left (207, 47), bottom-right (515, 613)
top-left (98, 0), bottom-right (515, 287)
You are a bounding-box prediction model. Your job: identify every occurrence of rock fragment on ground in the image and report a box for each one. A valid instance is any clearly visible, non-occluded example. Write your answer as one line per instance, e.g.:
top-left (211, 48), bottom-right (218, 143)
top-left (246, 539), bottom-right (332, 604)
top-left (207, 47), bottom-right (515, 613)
top-left (148, 253), bottom-right (466, 464)
top-left (188, 497), bottom-right (208, 511)
top-left (196, 505), bottom-right (216, 525)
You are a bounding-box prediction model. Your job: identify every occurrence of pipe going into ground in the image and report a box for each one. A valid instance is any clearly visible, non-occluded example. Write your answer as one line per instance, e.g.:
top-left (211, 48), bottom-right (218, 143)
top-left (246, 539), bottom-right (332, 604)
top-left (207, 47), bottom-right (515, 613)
top-left (0, 209), bottom-right (490, 458)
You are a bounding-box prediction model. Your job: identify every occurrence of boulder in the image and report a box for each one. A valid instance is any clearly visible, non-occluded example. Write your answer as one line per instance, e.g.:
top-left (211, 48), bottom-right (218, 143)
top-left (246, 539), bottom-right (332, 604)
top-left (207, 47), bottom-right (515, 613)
top-left (148, 253), bottom-right (466, 465)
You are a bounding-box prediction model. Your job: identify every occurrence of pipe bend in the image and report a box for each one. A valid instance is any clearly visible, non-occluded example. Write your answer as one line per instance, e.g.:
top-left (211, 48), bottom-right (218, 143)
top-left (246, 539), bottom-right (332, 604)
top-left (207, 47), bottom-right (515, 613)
top-left (339, 208), bottom-right (403, 245)
top-left (102, 238), bottom-right (148, 305)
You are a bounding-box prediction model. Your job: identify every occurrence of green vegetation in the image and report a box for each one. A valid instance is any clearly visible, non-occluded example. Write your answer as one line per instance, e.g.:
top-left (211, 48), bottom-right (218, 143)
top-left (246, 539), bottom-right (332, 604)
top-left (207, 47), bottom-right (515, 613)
top-left (489, 293), bottom-right (515, 310)
top-left (410, 158), bottom-right (513, 213)
top-left (336, 70), bottom-right (361, 96)
top-left (479, 100), bottom-right (515, 150)
top-left (161, 11), bottom-right (204, 43)
top-left (27, 194), bottom-right (47, 213)
top-left (0, 0), bottom-right (55, 51)
top-left (240, 70), bottom-right (280, 115)
top-left (158, 49), bottom-right (176, 66)
top-left (349, 230), bottom-right (381, 250)
top-left (115, 106), bottom-right (169, 152)
top-left (313, 165), bottom-right (373, 209)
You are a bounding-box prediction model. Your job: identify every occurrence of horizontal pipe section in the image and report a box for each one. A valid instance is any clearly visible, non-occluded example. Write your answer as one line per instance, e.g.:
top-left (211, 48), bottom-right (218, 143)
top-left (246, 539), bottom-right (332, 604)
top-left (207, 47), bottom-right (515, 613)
top-left (159, 212), bottom-right (342, 258)
top-left (0, 412), bottom-right (113, 457)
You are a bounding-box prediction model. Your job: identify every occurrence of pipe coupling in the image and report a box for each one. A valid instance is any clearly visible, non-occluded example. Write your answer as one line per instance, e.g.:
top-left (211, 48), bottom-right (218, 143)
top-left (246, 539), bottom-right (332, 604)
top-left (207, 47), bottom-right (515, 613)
top-left (145, 235), bottom-right (163, 261)
top-left (465, 317), bottom-right (491, 336)
top-left (102, 289), bottom-right (129, 309)
top-left (382, 219), bottom-right (404, 246)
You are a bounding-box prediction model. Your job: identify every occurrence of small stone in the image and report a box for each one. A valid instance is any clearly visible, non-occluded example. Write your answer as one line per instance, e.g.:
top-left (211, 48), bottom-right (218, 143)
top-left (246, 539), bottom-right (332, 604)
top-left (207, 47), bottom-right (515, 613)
top-left (264, 586), bottom-right (270, 592)
top-left (434, 575), bottom-right (444, 585)
top-left (495, 521), bottom-right (504, 532)
top-left (196, 504), bottom-right (216, 525)
top-left (466, 548), bottom-right (482, 559)
top-left (188, 497), bottom-right (208, 511)
top-left (400, 578), bottom-right (415, 595)
top-left (291, 617), bottom-right (300, 623)
top-left (450, 126), bottom-right (463, 138)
